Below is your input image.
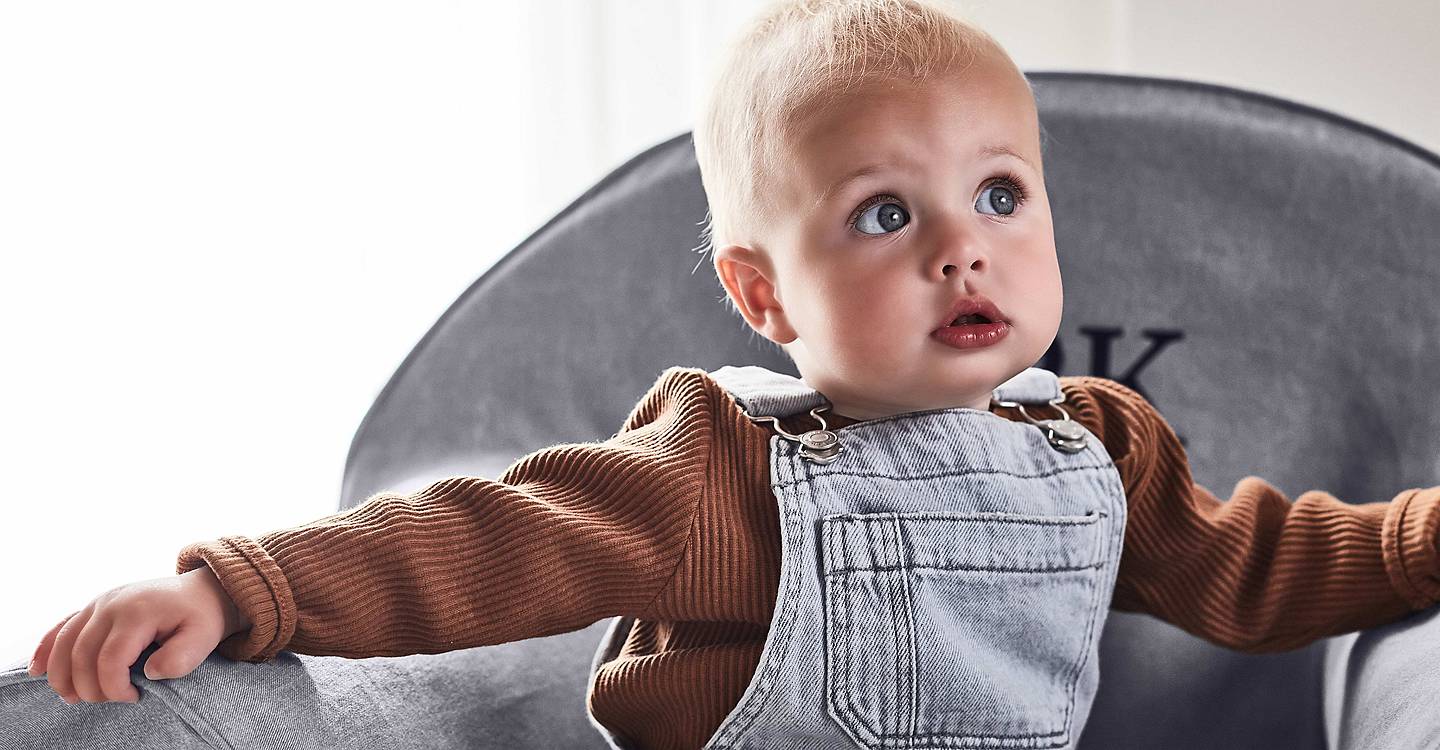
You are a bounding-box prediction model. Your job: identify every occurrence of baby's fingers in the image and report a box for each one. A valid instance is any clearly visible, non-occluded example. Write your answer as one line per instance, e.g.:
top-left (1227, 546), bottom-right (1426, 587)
top-left (68, 611), bottom-right (114, 702)
top-left (94, 626), bottom-right (152, 703)
top-left (27, 611), bottom-right (79, 677)
top-left (45, 606), bottom-right (93, 704)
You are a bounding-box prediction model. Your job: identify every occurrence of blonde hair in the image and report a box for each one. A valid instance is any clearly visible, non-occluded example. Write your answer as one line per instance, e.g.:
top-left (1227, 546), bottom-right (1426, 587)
top-left (694, 0), bottom-right (1027, 265)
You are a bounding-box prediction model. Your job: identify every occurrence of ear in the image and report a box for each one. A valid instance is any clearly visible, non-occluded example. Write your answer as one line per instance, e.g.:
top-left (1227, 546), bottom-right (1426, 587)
top-left (713, 243), bottom-right (798, 345)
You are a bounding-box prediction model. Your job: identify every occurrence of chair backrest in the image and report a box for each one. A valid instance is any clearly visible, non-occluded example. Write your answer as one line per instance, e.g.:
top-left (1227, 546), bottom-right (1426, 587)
top-left (340, 72), bottom-right (1440, 749)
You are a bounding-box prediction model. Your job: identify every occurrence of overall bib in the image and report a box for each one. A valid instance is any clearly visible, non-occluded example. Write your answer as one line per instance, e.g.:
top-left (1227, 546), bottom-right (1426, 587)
top-left (591, 364), bottom-right (1128, 750)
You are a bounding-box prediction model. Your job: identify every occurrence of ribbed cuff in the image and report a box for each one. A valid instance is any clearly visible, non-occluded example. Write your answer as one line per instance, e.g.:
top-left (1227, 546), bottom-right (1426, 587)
top-left (1381, 487), bottom-right (1440, 610)
top-left (176, 535), bottom-right (297, 662)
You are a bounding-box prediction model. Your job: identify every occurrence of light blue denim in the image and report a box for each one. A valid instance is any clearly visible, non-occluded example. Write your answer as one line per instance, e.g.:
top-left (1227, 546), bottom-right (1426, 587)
top-left (591, 364), bottom-right (1130, 750)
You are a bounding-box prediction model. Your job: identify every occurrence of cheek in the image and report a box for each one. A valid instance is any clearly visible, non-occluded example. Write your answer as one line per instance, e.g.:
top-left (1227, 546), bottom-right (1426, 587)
top-left (804, 265), bottom-right (864, 319)
top-left (1037, 257), bottom-right (1064, 323)
top-left (806, 278), bottom-right (897, 345)
top-left (838, 286), bottom-right (914, 351)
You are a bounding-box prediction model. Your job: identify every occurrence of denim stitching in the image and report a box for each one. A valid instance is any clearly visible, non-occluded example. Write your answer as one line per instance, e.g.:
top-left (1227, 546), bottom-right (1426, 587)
top-left (895, 514), bottom-right (920, 746)
top-left (827, 572), bottom-right (1093, 746)
top-left (889, 520), bottom-right (907, 744)
top-left (826, 513), bottom-right (1100, 526)
top-left (1054, 515), bottom-right (1119, 746)
top-left (829, 565), bottom-right (1079, 746)
top-left (773, 463), bottom-right (1114, 489)
top-left (826, 562), bottom-right (1108, 575)
top-left (824, 517), bottom-right (884, 748)
top-left (1046, 465), bottom-right (1125, 745)
top-left (832, 542), bottom-right (862, 744)
top-left (823, 513), bottom-right (1107, 748)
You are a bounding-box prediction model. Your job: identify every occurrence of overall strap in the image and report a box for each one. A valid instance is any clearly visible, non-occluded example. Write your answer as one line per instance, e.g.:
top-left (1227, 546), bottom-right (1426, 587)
top-left (990, 366), bottom-right (1064, 405)
top-left (708, 364), bottom-right (1064, 420)
top-left (707, 365), bottom-right (829, 420)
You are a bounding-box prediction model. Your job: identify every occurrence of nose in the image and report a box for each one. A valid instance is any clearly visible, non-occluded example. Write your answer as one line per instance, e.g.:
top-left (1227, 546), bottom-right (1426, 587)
top-left (929, 218), bottom-right (988, 281)
top-left (938, 257), bottom-right (982, 278)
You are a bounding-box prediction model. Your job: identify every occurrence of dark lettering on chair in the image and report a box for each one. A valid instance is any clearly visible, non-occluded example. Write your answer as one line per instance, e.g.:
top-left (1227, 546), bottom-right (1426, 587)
top-left (1039, 327), bottom-right (1187, 448)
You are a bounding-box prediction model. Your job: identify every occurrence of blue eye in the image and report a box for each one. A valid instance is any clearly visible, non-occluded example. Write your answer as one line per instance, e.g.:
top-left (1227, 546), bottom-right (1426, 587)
top-left (853, 200), bottom-right (910, 235)
top-left (977, 173), bottom-right (1028, 216)
top-left (976, 184), bottom-right (1018, 216)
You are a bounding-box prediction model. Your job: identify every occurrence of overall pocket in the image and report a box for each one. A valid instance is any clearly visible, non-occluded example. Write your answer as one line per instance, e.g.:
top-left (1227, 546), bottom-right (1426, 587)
top-left (821, 510), bottom-right (1108, 749)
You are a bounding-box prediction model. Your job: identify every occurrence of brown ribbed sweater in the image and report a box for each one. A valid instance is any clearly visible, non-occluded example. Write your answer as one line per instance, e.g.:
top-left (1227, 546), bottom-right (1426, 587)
top-left (176, 367), bottom-right (1440, 750)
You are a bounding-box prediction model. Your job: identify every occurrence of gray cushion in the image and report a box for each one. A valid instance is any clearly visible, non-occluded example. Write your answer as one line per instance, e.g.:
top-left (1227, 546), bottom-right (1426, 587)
top-left (1326, 606), bottom-right (1440, 749)
top-left (0, 630), bottom-right (614, 749)
top-left (340, 72), bottom-right (1440, 749)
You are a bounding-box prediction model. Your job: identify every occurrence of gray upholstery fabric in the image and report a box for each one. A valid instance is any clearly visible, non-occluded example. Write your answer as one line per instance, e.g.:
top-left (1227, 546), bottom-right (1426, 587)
top-left (334, 72), bottom-right (1440, 749)
top-left (1325, 606), bottom-right (1440, 749)
top-left (0, 626), bottom-right (613, 749)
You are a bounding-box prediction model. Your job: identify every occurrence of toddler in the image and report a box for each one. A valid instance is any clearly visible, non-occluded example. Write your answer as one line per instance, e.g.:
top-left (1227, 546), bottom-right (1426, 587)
top-left (22, 1), bottom-right (1440, 749)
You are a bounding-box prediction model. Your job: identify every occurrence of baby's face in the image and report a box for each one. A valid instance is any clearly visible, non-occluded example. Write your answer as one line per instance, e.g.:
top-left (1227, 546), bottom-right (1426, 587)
top-left (719, 54), bottom-right (1061, 421)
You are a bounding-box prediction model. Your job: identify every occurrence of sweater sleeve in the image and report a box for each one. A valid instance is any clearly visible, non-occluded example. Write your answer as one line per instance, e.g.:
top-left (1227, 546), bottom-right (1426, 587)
top-left (1058, 375), bottom-right (1440, 653)
top-left (174, 367), bottom-right (713, 663)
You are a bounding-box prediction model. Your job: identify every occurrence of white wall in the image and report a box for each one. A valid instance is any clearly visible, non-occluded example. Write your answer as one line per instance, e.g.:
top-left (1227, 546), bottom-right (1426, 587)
top-left (2, 0), bottom-right (1435, 666)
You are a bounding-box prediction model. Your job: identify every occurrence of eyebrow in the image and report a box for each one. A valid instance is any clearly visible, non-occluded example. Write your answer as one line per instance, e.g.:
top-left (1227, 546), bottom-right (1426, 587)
top-left (812, 144), bottom-right (1033, 211)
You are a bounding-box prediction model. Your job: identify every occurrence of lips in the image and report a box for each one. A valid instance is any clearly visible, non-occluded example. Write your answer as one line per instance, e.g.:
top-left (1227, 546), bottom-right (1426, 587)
top-left (935, 294), bottom-right (1008, 332)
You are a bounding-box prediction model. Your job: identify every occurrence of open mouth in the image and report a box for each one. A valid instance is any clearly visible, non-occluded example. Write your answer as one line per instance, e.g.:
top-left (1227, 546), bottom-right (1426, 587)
top-left (949, 313), bottom-right (994, 326)
top-left (936, 294), bottom-right (1007, 333)
top-left (933, 314), bottom-right (1009, 350)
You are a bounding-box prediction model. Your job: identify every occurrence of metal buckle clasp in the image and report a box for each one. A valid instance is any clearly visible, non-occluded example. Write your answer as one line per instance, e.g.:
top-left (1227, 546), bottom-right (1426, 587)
top-left (747, 404), bottom-right (845, 465)
top-left (992, 393), bottom-right (1088, 454)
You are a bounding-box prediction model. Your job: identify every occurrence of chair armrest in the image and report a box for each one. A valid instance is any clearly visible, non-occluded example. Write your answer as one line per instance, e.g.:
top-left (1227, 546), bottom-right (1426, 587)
top-left (1, 621), bottom-right (612, 749)
top-left (1322, 605), bottom-right (1440, 750)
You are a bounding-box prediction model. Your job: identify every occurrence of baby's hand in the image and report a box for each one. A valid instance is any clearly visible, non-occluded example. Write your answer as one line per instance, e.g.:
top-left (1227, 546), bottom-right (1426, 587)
top-left (26, 566), bottom-right (249, 704)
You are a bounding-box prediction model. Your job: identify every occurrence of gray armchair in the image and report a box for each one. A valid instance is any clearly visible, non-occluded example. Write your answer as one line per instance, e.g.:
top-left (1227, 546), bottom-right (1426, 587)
top-left (4, 71), bottom-right (1438, 749)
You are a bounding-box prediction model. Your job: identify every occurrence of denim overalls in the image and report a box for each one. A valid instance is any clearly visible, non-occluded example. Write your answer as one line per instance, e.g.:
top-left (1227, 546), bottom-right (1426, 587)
top-left (590, 364), bottom-right (1128, 750)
